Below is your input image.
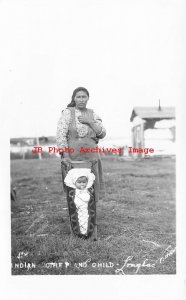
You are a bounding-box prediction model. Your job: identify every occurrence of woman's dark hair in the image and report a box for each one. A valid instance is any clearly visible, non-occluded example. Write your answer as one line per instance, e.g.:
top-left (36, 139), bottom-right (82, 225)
top-left (67, 87), bottom-right (89, 107)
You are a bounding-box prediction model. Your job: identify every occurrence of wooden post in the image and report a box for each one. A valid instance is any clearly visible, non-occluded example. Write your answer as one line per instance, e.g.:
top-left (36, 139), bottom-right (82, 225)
top-left (141, 122), bottom-right (144, 158)
top-left (36, 136), bottom-right (42, 160)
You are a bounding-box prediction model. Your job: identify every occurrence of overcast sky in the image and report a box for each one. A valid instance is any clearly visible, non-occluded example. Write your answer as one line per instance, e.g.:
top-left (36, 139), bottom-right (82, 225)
top-left (0, 0), bottom-right (184, 139)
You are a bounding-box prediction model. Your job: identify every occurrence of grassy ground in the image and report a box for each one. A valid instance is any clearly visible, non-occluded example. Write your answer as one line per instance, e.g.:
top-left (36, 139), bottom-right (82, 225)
top-left (11, 156), bottom-right (176, 275)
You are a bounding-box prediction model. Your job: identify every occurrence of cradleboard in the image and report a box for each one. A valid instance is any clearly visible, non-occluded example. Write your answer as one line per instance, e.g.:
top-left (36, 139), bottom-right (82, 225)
top-left (61, 160), bottom-right (97, 240)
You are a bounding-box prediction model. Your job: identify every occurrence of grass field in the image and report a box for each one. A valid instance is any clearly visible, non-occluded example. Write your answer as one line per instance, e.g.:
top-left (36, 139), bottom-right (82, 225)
top-left (11, 157), bottom-right (176, 275)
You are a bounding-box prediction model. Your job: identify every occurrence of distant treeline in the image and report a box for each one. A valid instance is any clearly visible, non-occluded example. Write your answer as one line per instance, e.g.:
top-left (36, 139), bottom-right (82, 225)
top-left (10, 136), bottom-right (56, 146)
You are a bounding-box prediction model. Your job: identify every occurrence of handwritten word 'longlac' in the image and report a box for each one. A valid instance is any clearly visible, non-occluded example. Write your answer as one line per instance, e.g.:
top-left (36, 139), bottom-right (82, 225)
top-left (115, 256), bottom-right (155, 275)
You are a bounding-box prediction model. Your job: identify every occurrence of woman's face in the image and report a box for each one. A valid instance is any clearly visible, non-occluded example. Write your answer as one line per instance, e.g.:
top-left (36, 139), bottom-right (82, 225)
top-left (74, 91), bottom-right (89, 109)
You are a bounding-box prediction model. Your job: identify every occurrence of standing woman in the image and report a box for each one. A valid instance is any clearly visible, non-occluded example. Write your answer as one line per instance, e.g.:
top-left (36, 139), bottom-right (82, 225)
top-left (56, 87), bottom-right (106, 203)
top-left (56, 87), bottom-right (106, 239)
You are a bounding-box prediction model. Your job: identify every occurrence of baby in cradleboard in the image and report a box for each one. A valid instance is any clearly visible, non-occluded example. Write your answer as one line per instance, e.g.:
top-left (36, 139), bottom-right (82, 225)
top-left (64, 168), bottom-right (95, 236)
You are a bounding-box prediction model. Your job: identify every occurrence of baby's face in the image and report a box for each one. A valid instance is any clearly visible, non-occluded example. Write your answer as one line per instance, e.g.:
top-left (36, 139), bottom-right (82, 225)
top-left (75, 177), bottom-right (88, 190)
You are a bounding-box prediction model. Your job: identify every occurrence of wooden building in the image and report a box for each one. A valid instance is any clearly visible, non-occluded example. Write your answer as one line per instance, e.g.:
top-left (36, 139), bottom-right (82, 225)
top-left (130, 105), bottom-right (175, 157)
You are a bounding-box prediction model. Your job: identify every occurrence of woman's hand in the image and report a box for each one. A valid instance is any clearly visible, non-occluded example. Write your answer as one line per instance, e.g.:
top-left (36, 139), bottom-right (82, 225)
top-left (78, 115), bottom-right (104, 136)
top-left (78, 115), bottom-right (94, 125)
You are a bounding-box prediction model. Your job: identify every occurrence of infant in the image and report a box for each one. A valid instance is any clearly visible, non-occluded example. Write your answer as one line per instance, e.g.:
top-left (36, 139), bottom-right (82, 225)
top-left (74, 176), bottom-right (90, 201)
top-left (64, 168), bottom-right (95, 235)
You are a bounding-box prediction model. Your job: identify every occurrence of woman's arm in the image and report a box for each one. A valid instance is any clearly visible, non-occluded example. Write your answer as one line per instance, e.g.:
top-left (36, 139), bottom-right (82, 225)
top-left (89, 120), bottom-right (106, 138)
top-left (56, 109), bottom-right (71, 149)
top-left (91, 111), bottom-right (106, 139)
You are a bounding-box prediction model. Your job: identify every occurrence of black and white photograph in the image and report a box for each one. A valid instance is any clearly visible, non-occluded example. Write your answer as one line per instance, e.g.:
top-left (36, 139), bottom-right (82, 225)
top-left (0, 0), bottom-right (185, 299)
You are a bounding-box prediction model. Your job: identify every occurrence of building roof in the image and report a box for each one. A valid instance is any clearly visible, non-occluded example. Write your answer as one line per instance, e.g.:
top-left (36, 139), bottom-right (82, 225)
top-left (130, 106), bottom-right (175, 122)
